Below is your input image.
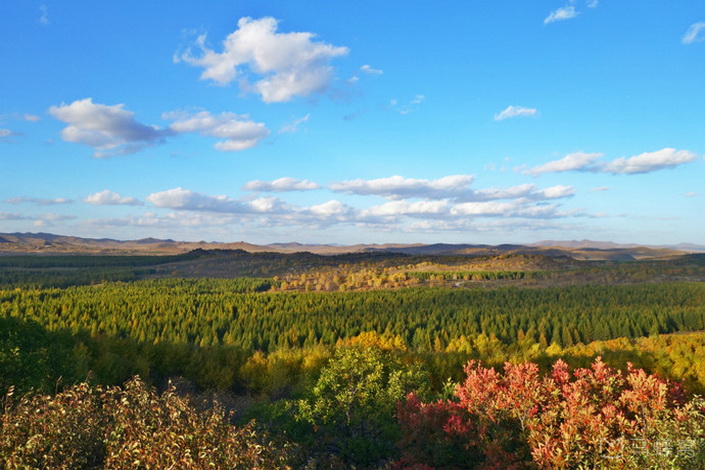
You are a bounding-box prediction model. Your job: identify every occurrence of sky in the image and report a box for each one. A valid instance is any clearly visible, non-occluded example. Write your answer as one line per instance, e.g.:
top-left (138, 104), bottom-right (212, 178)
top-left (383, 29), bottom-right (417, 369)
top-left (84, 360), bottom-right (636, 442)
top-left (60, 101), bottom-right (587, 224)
top-left (1, 0), bottom-right (703, 246)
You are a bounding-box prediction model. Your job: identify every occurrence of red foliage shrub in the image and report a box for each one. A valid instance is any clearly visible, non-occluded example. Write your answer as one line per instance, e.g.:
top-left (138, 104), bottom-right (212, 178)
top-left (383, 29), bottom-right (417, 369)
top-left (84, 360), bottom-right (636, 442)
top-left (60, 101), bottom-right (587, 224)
top-left (397, 358), bottom-right (705, 469)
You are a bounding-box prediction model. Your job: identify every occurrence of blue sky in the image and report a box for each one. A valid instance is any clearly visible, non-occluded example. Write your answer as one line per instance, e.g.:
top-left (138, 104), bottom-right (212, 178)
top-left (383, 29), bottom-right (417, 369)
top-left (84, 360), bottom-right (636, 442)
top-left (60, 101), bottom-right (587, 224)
top-left (1, 0), bottom-right (703, 245)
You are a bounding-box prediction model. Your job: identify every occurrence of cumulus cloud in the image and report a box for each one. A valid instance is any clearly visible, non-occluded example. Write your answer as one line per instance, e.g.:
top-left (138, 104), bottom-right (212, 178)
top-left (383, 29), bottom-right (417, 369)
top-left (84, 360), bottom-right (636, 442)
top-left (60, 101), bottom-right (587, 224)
top-left (472, 184), bottom-right (536, 201)
top-left (305, 200), bottom-right (357, 219)
top-left (451, 200), bottom-right (567, 219)
top-left (85, 212), bottom-right (235, 229)
top-left (166, 110), bottom-right (269, 151)
top-left (360, 64), bottom-right (383, 75)
top-left (364, 200), bottom-right (450, 219)
top-left (5, 197), bottom-right (72, 205)
top-left (451, 201), bottom-right (519, 217)
top-left (525, 152), bottom-right (603, 175)
top-left (532, 185), bottom-right (576, 199)
top-left (328, 176), bottom-right (574, 204)
top-left (84, 190), bottom-right (143, 206)
top-left (330, 175), bottom-right (474, 200)
top-left (494, 105), bottom-right (538, 121)
top-left (683, 22), bottom-right (705, 44)
top-left (477, 184), bottom-right (575, 201)
top-left (129, 175), bottom-right (583, 236)
top-left (526, 148), bottom-right (698, 175)
top-left (177, 17), bottom-right (348, 103)
top-left (544, 5), bottom-right (579, 24)
top-left (49, 98), bottom-right (171, 157)
top-left (597, 148), bottom-right (698, 174)
top-left (243, 177), bottom-right (320, 192)
top-left (146, 187), bottom-right (286, 214)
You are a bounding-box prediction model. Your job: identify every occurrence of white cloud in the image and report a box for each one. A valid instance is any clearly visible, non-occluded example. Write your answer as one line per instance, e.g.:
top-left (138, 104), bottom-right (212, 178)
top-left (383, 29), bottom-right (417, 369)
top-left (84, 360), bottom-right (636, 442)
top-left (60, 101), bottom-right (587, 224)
top-left (683, 22), bottom-right (705, 44)
top-left (364, 200), bottom-right (450, 218)
top-left (462, 183), bottom-right (574, 202)
top-left (532, 185), bottom-right (576, 199)
top-left (0, 129), bottom-right (21, 140)
top-left (494, 105), bottom-right (539, 121)
top-left (146, 187), bottom-right (286, 214)
top-left (49, 98), bottom-right (171, 157)
top-left (544, 5), bottom-right (579, 24)
top-left (525, 151), bottom-right (604, 175)
top-left (307, 200), bottom-right (356, 219)
top-left (451, 201), bottom-right (517, 216)
top-left (328, 176), bottom-right (574, 204)
top-left (472, 184), bottom-right (536, 201)
top-left (330, 174), bottom-right (474, 200)
top-left (84, 190), bottom-right (143, 206)
top-left (5, 197), bottom-right (72, 205)
top-left (243, 177), bottom-right (320, 192)
top-left (166, 110), bottom-right (269, 151)
top-left (391, 95), bottom-right (425, 115)
top-left (451, 200), bottom-right (566, 219)
top-left (526, 148), bottom-right (698, 175)
top-left (590, 186), bottom-right (611, 192)
top-left (360, 64), bottom-right (383, 75)
top-left (33, 213), bottom-right (78, 228)
top-left (597, 148), bottom-right (698, 174)
top-left (0, 212), bottom-right (25, 220)
top-left (85, 211), bottom-right (237, 230)
top-left (90, 173), bottom-right (594, 237)
top-left (178, 17), bottom-right (349, 103)
top-left (39, 4), bottom-right (49, 25)
top-left (278, 114), bottom-right (310, 133)
top-left (685, 192), bottom-right (697, 197)
top-left (0, 113), bottom-right (40, 123)
top-left (37, 213), bottom-right (76, 222)
top-left (586, 0), bottom-right (598, 8)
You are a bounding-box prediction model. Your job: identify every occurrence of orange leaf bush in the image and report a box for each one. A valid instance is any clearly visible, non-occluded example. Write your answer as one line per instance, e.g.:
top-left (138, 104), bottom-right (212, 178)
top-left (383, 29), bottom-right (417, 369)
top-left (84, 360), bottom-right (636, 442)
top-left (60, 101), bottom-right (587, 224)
top-left (397, 358), bottom-right (705, 469)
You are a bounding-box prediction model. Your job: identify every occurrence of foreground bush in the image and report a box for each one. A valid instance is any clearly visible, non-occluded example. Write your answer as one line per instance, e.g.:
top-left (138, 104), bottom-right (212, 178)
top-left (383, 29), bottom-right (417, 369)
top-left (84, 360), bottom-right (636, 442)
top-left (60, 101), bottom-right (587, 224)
top-left (1, 377), bottom-right (294, 469)
top-left (294, 345), bottom-right (430, 468)
top-left (398, 358), bottom-right (705, 469)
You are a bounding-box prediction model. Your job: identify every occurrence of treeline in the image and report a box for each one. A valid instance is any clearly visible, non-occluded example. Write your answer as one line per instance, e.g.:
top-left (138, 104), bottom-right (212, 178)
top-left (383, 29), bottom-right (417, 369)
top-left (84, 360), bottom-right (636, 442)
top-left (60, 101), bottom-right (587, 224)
top-left (407, 270), bottom-right (541, 281)
top-left (3, 250), bottom-right (704, 291)
top-left (3, 280), bottom-right (703, 351)
top-left (0, 251), bottom-right (207, 288)
top-left (0, 267), bottom-right (157, 289)
top-left (3, 279), bottom-right (705, 396)
top-left (0, 252), bottom-right (205, 269)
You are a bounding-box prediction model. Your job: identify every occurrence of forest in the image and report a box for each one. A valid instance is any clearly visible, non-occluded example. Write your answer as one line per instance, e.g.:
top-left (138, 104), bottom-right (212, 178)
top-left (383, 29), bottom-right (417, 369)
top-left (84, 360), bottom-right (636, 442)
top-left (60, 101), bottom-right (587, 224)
top-left (2, 249), bottom-right (705, 468)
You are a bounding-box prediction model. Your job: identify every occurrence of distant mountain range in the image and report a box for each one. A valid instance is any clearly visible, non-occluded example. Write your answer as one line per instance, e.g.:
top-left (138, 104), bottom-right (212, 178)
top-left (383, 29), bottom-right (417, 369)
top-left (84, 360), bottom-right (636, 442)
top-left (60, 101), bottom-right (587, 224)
top-left (1, 232), bottom-right (703, 260)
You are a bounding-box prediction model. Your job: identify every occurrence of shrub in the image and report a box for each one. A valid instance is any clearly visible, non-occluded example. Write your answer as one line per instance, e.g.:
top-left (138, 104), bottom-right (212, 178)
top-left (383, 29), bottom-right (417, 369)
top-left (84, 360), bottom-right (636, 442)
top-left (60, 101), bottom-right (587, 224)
top-left (1, 377), bottom-right (295, 469)
top-left (397, 358), bottom-right (705, 469)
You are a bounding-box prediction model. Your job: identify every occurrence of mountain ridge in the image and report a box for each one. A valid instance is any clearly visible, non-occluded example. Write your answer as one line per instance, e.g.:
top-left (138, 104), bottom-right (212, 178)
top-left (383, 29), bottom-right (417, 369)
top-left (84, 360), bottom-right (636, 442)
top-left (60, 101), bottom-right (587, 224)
top-left (0, 232), bottom-right (702, 260)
